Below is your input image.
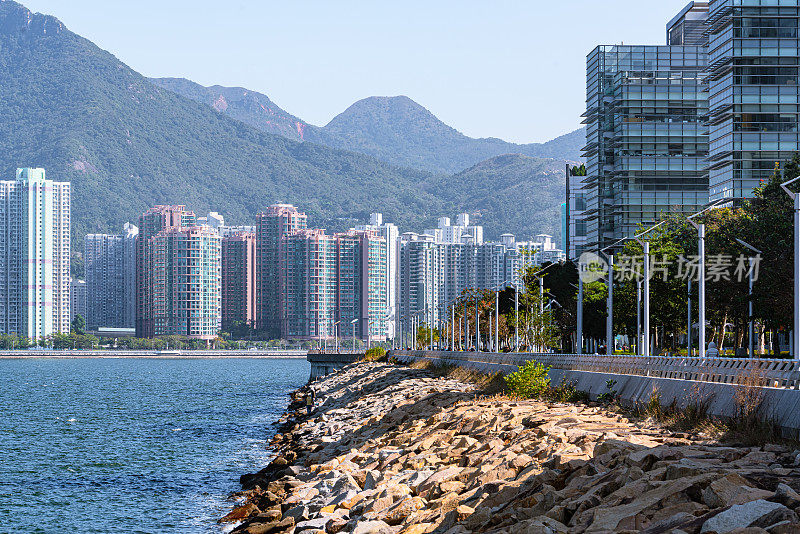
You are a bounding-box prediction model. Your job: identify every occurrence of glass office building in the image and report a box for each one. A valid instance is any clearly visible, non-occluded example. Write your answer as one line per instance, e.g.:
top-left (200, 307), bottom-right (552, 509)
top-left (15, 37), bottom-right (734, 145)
top-left (707, 0), bottom-right (800, 201)
top-left (583, 39), bottom-right (709, 250)
top-left (579, 1), bottom-right (800, 251)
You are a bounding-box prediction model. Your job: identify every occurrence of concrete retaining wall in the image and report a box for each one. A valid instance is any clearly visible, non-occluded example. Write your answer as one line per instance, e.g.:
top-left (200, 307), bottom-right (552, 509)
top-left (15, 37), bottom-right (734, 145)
top-left (391, 350), bottom-right (800, 436)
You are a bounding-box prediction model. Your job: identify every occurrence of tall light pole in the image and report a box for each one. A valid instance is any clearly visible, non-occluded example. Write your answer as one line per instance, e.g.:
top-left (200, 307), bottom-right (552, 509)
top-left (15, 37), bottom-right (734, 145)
top-left (636, 280), bottom-right (642, 355)
top-left (495, 288), bottom-right (500, 353)
top-left (643, 241), bottom-right (649, 357)
top-left (606, 254), bottom-right (613, 355)
top-left (687, 199), bottom-right (726, 358)
top-left (600, 238), bottom-right (628, 356)
top-left (530, 263), bottom-right (560, 351)
top-left (736, 238), bottom-right (763, 358)
top-left (687, 278), bottom-right (692, 357)
top-left (475, 291), bottom-right (480, 352)
top-left (781, 176), bottom-right (800, 359)
top-left (577, 277), bottom-right (583, 355)
top-left (631, 220), bottom-right (670, 357)
top-left (351, 318), bottom-right (358, 351)
top-left (514, 282), bottom-right (519, 352)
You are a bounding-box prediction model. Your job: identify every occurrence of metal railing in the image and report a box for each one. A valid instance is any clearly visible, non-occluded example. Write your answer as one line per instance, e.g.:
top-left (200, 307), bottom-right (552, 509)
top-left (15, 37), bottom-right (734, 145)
top-left (0, 349), bottom-right (308, 357)
top-left (392, 350), bottom-right (800, 390)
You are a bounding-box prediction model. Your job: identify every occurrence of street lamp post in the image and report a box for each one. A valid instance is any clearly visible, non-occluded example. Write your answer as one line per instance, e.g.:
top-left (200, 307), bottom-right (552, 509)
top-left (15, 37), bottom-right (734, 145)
top-left (631, 220), bottom-right (670, 358)
top-left (736, 238), bottom-right (763, 358)
top-left (687, 199), bottom-right (726, 358)
top-left (687, 278), bottom-right (692, 357)
top-left (577, 276), bottom-right (583, 355)
top-left (780, 177), bottom-right (800, 359)
top-left (636, 279), bottom-right (642, 355)
top-left (333, 320), bottom-right (341, 352)
top-left (350, 318), bottom-right (358, 351)
top-left (606, 254), bottom-right (613, 355)
top-left (475, 291), bottom-right (480, 352)
top-left (643, 241), bottom-right (649, 358)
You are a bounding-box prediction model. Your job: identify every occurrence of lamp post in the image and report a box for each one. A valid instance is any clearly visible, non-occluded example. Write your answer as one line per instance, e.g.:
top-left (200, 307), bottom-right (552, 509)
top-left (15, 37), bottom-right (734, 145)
top-left (606, 254), bottom-right (613, 355)
top-left (599, 237), bottom-right (631, 357)
top-left (530, 263), bottom-right (560, 351)
top-left (735, 238), bottom-right (763, 358)
top-left (631, 219), bottom-right (670, 358)
top-left (636, 279), bottom-right (642, 355)
top-left (577, 277), bottom-right (583, 354)
top-left (333, 320), bottom-right (341, 352)
top-left (350, 318), bottom-right (358, 351)
top-left (780, 176), bottom-right (800, 359)
top-left (687, 199), bottom-right (726, 358)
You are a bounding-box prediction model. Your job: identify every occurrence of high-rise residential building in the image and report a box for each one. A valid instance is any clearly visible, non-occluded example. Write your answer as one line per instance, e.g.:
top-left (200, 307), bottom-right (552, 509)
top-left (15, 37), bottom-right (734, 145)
top-left (354, 213), bottom-right (399, 339)
top-left (84, 223), bottom-right (138, 329)
top-left (399, 234), bottom-right (442, 339)
top-left (706, 0), bottom-right (800, 201)
top-left (70, 279), bottom-right (87, 323)
top-left (279, 229), bottom-right (337, 340)
top-left (197, 211), bottom-right (225, 231)
top-left (0, 168), bottom-right (70, 339)
top-left (425, 213), bottom-right (484, 245)
top-left (256, 204), bottom-right (307, 338)
top-left (221, 231), bottom-right (256, 330)
top-left (136, 205), bottom-right (221, 339)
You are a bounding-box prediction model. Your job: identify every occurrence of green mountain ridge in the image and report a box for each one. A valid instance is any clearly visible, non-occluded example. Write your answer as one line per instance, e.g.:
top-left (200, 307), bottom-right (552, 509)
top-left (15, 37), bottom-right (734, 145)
top-left (150, 78), bottom-right (585, 174)
top-left (426, 154), bottom-right (566, 240)
top-left (0, 0), bottom-right (570, 247)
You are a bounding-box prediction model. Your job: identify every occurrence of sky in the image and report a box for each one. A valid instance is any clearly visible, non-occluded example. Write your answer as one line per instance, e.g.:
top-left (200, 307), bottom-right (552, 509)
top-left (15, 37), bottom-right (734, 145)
top-left (21, 0), bottom-right (690, 144)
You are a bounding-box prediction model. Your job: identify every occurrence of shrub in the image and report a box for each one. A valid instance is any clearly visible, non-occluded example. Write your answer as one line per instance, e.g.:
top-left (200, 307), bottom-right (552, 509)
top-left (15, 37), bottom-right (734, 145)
top-left (597, 379), bottom-right (618, 404)
top-left (505, 360), bottom-right (551, 399)
top-left (549, 379), bottom-right (590, 403)
top-left (362, 346), bottom-right (387, 362)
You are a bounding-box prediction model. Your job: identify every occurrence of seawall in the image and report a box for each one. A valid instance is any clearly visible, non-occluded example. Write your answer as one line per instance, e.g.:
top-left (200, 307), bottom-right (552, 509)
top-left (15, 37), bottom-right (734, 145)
top-left (391, 350), bottom-right (800, 436)
top-left (223, 361), bottom-right (800, 534)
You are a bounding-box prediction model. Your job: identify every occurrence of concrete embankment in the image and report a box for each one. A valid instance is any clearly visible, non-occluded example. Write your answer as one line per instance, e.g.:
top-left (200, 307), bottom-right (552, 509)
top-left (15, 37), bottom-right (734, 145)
top-left (391, 350), bottom-right (800, 436)
top-left (223, 362), bottom-right (800, 534)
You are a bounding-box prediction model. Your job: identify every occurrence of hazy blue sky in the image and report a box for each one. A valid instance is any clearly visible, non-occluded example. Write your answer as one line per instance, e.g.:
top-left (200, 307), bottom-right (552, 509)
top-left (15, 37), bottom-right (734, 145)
top-left (22, 0), bottom-right (690, 144)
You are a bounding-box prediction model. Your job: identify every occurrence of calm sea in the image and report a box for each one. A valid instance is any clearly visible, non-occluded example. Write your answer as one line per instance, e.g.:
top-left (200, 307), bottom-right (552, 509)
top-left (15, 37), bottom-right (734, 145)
top-left (0, 357), bottom-right (309, 533)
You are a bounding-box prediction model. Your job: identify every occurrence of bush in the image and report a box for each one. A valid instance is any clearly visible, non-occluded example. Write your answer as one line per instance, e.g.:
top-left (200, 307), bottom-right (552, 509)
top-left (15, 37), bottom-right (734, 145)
top-left (549, 379), bottom-right (590, 403)
top-left (505, 360), bottom-right (551, 399)
top-left (362, 346), bottom-right (387, 362)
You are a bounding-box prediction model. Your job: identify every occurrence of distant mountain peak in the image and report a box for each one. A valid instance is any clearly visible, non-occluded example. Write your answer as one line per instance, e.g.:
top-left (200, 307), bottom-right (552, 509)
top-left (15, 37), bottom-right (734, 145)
top-left (0, 0), bottom-right (64, 37)
top-left (326, 95), bottom-right (454, 131)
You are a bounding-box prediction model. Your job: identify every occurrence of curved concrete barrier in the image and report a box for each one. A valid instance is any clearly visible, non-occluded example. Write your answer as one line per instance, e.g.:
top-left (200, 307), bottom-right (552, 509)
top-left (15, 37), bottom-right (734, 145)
top-left (391, 350), bottom-right (800, 436)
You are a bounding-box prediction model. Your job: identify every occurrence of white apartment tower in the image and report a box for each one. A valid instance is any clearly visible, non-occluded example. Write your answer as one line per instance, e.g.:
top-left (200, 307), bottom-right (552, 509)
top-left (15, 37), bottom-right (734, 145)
top-left (0, 168), bottom-right (71, 338)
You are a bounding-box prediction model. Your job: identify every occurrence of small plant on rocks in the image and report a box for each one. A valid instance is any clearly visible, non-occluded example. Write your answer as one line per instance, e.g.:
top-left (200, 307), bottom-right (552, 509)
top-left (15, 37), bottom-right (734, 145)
top-left (504, 360), bottom-right (551, 399)
top-left (362, 347), bottom-right (387, 362)
top-left (548, 378), bottom-right (589, 403)
top-left (597, 379), bottom-right (618, 404)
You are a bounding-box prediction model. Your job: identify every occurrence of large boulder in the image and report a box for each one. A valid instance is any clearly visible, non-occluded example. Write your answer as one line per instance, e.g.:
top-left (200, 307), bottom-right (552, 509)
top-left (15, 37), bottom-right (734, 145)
top-left (700, 500), bottom-right (798, 533)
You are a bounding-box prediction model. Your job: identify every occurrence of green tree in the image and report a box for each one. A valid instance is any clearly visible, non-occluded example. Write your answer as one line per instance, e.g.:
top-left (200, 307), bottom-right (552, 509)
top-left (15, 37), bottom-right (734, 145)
top-left (71, 314), bottom-right (86, 335)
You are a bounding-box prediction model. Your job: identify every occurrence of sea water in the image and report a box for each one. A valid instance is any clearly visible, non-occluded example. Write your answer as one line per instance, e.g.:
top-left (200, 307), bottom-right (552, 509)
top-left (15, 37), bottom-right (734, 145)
top-left (0, 357), bottom-right (308, 533)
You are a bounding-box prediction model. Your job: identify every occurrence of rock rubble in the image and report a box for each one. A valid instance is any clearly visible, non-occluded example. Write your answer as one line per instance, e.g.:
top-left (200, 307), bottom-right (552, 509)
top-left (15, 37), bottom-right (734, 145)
top-left (223, 362), bottom-right (800, 534)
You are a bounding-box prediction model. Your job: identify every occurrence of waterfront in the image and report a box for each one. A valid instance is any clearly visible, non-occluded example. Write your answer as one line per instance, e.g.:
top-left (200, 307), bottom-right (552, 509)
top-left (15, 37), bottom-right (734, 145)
top-left (0, 357), bottom-right (309, 533)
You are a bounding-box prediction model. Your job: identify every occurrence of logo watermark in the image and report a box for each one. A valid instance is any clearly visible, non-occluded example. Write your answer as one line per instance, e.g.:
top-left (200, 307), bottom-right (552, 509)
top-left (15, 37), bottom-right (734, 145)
top-left (578, 253), bottom-right (761, 283)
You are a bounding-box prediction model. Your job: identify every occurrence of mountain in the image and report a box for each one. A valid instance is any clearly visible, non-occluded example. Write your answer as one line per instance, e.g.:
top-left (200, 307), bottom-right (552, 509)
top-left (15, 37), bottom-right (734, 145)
top-left (425, 154), bottom-right (566, 240)
top-left (1, 0), bottom-right (569, 248)
top-left (151, 79), bottom-right (584, 174)
top-left (0, 0), bottom-right (448, 243)
top-left (150, 77), bottom-right (308, 142)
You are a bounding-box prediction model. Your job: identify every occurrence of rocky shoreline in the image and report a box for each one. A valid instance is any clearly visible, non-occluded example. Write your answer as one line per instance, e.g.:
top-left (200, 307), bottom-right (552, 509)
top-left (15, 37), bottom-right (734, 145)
top-left (222, 362), bottom-right (800, 534)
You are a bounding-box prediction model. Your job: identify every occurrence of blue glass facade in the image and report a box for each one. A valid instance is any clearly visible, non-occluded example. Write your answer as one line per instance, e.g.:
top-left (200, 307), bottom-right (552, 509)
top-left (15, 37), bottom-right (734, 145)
top-left (707, 0), bottom-right (800, 201)
top-left (580, 0), bottom-right (800, 252)
top-left (583, 42), bottom-right (709, 250)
